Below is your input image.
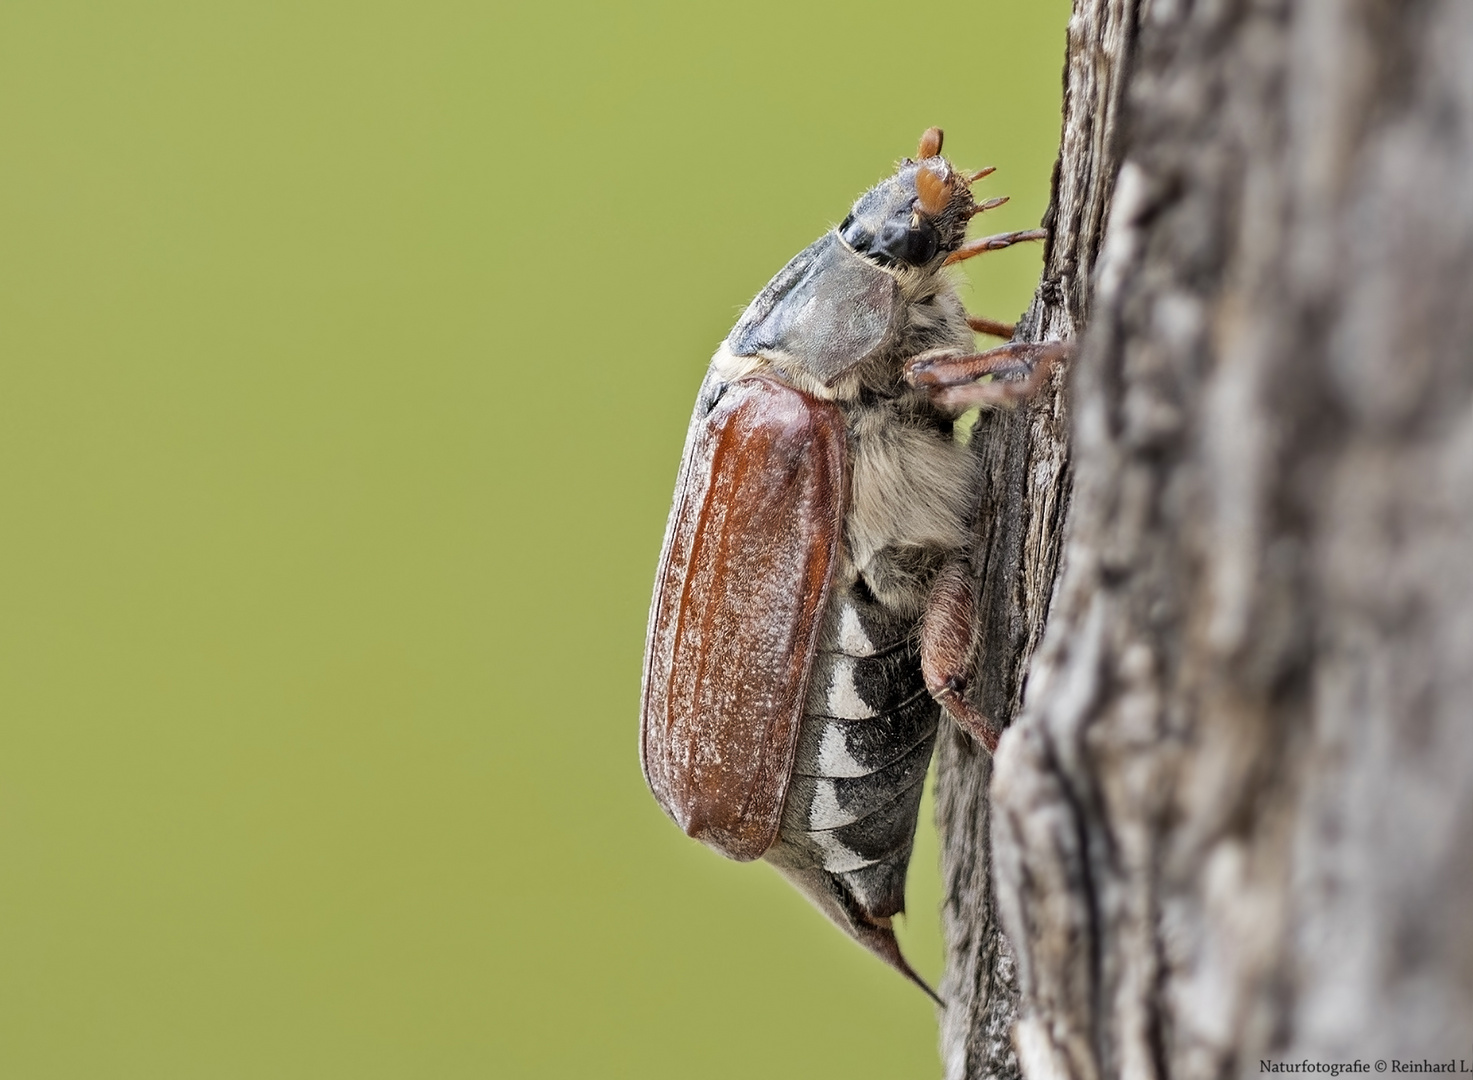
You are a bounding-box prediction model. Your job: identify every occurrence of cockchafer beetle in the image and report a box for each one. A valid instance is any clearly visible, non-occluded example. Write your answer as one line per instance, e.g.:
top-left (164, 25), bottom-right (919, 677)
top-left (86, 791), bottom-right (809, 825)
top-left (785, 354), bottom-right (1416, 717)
top-left (640, 128), bottom-right (1066, 1003)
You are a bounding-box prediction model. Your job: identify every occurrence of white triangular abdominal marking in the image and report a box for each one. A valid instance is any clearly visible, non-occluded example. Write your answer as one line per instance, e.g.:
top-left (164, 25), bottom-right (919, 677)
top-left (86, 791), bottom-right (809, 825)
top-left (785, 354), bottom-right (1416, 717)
top-left (806, 779), bottom-right (850, 830)
top-left (810, 828), bottom-right (877, 873)
top-left (836, 604), bottom-right (875, 655)
top-left (816, 722), bottom-right (869, 778)
top-left (825, 656), bottom-right (877, 719)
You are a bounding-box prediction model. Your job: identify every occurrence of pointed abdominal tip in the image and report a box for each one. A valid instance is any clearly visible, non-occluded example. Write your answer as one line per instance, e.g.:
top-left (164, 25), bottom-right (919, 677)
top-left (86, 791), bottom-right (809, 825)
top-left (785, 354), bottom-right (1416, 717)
top-left (917, 126), bottom-right (944, 159)
top-left (861, 916), bottom-right (946, 1008)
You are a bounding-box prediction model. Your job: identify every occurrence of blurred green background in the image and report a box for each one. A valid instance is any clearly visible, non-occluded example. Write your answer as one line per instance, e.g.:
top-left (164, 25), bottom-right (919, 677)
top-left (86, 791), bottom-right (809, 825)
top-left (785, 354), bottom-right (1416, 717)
top-left (0, 2), bottom-right (1068, 1076)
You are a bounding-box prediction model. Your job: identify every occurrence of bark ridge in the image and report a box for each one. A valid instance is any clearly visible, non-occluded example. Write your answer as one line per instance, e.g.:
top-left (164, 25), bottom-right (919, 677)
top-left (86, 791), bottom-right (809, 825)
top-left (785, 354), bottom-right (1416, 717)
top-left (956, 2), bottom-right (1473, 1078)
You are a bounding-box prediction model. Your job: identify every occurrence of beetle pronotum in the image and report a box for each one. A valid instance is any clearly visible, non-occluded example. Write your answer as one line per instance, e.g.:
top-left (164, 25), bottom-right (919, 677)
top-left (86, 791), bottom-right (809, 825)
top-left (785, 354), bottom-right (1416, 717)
top-left (640, 128), bottom-right (1066, 1003)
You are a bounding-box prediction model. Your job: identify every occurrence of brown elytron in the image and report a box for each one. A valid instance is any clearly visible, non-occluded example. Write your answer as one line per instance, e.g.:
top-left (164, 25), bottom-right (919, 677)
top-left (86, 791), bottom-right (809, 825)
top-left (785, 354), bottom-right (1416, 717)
top-left (641, 128), bottom-right (1065, 1005)
top-left (641, 376), bottom-right (847, 861)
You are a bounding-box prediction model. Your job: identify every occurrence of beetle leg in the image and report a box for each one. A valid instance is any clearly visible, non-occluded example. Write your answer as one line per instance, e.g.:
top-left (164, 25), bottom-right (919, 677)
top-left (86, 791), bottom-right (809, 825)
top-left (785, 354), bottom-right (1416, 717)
top-left (965, 313), bottom-right (1016, 339)
top-left (944, 227), bottom-right (1048, 265)
top-left (907, 340), bottom-right (1066, 385)
top-left (921, 559), bottom-right (1002, 753)
top-left (905, 339), bottom-right (1070, 411)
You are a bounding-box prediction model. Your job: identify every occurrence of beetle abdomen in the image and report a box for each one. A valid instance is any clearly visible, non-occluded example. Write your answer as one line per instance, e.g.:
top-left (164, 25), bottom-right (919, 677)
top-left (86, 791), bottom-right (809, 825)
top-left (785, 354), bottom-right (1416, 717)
top-left (770, 585), bottom-right (939, 911)
top-left (761, 582), bottom-right (940, 1001)
top-left (782, 721), bottom-right (935, 873)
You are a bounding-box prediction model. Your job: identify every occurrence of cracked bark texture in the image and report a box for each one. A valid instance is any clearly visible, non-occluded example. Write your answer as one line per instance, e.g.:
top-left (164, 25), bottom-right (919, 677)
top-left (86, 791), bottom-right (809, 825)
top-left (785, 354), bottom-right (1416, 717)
top-left (952, 1), bottom-right (1473, 1079)
top-left (938, 2), bottom-right (1135, 1077)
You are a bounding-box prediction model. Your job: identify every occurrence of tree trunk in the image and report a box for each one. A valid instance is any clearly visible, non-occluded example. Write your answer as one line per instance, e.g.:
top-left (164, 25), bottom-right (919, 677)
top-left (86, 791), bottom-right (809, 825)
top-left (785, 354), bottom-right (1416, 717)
top-left (938, 1), bottom-right (1135, 1074)
top-left (942, 2), bottom-right (1473, 1077)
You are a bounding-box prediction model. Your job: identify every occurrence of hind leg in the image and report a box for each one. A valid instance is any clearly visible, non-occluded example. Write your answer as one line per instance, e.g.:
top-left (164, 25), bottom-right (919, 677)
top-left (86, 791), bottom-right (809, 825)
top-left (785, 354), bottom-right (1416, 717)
top-left (920, 559), bottom-right (1002, 752)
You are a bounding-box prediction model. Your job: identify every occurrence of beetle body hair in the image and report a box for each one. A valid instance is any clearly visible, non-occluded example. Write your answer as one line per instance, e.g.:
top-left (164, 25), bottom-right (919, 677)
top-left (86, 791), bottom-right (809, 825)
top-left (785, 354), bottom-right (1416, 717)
top-left (710, 251), bottom-right (979, 622)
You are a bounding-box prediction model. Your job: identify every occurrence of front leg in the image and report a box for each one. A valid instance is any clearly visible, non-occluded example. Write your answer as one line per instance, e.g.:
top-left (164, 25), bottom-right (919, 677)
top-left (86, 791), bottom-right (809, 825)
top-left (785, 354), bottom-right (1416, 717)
top-left (904, 339), bottom-right (1071, 412)
top-left (921, 559), bottom-right (1003, 752)
top-left (944, 228), bottom-right (1048, 266)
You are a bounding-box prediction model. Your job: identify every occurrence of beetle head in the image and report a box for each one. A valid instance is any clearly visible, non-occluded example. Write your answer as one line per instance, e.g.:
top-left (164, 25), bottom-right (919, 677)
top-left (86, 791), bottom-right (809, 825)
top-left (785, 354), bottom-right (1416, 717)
top-left (838, 127), bottom-right (974, 271)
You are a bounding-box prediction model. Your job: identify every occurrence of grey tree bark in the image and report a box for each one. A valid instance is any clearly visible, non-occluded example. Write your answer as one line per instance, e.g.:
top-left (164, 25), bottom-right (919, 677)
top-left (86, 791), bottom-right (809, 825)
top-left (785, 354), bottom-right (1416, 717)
top-left (938, 1), bottom-right (1134, 1074)
top-left (940, 2), bottom-right (1473, 1078)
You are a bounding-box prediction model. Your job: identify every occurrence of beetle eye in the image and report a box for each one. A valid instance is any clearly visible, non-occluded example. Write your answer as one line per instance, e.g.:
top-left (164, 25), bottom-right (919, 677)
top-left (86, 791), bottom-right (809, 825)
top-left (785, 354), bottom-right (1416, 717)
top-left (905, 225), bottom-right (939, 264)
top-left (873, 220), bottom-right (909, 259)
top-left (868, 219), bottom-right (940, 267)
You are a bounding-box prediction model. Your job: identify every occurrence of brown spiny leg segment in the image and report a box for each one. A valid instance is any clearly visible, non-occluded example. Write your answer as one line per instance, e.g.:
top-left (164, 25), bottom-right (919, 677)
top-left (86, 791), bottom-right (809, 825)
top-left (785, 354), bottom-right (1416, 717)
top-left (965, 313), bottom-right (1016, 339)
top-left (904, 339), bottom-right (1071, 412)
top-left (944, 227), bottom-right (1048, 266)
top-left (968, 195), bottom-right (1010, 217)
top-left (921, 559), bottom-right (1002, 752)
